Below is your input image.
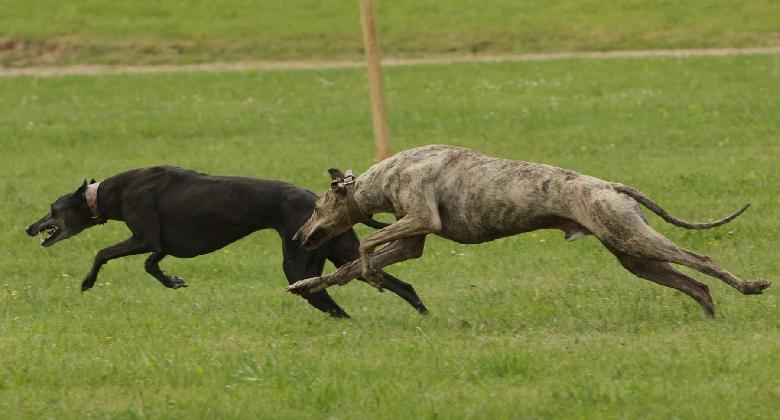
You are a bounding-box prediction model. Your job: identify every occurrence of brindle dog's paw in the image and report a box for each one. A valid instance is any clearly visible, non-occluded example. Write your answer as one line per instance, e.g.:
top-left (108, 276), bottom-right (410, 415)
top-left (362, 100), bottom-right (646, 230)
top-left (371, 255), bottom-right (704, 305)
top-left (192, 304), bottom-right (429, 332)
top-left (167, 276), bottom-right (188, 289)
top-left (742, 280), bottom-right (771, 295)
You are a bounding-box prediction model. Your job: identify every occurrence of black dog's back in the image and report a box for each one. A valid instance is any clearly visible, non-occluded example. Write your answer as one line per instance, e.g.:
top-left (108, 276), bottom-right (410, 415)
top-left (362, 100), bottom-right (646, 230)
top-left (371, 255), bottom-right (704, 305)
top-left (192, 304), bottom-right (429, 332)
top-left (105, 166), bottom-right (309, 257)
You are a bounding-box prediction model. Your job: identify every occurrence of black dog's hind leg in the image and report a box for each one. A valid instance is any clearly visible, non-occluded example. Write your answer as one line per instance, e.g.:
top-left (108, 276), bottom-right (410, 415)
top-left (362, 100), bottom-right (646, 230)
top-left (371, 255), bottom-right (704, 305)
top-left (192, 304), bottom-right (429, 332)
top-left (371, 271), bottom-right (428, 315)
top-left (282, 239), bottom-right (350, 318)
top-left (81, 237), bottom-right (149, 291)
top-left (326, 230), bottom-right (429, 315)
top-left (145, 252), bottom-right (187, 289)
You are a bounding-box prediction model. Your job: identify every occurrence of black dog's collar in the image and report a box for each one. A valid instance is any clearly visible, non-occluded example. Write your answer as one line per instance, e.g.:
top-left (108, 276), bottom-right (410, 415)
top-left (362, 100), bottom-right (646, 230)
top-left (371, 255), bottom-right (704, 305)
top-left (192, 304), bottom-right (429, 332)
top-left (85, 182), bottom-right (106, 224)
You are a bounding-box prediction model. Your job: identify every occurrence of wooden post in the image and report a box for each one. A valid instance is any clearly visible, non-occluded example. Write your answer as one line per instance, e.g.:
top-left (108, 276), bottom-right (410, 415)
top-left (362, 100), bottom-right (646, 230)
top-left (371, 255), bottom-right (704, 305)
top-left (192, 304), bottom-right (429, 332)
top-left (359, 0), bottom-right (391, 161)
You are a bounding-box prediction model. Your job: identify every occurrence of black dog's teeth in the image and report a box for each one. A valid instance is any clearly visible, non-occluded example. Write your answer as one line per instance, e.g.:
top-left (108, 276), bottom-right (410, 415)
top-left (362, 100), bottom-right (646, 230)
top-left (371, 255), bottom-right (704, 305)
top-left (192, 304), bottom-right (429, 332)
top-left (41, 225), bottom-right (58, 239)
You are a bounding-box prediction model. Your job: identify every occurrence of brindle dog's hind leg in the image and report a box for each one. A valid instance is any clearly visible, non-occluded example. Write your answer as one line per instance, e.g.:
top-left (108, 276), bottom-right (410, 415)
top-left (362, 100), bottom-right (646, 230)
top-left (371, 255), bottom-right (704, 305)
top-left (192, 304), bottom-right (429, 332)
top-left (606, 245), bottom-right (716, 317)
top-left (669, 249), bottom-right (770, 295)
top-left (602, 222), bottom-right (770, 297)
top-left (587, 195), bottom-right (769, 300)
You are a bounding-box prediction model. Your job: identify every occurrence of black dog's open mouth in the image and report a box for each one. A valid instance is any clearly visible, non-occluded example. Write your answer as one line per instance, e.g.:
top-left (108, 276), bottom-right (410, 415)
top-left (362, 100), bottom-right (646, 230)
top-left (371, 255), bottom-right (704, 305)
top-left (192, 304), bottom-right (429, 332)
top-left (37, 224), bottom-right (61, 247)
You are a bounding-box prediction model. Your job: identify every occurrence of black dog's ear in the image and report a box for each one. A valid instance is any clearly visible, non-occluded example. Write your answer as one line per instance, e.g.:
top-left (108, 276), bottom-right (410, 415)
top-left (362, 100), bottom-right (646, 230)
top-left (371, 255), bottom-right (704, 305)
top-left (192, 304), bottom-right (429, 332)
top-left (328, 168), bottom-right (344, 181)
top-left (75, 179), bottom-right (88, 193)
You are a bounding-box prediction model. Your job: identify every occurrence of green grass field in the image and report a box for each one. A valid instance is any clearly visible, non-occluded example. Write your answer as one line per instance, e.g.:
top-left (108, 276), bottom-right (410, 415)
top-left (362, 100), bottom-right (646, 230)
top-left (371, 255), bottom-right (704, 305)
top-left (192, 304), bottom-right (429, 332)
top-left (1, 0), bottom-right (780, 66)
top-left (1, 52), bottom-right (779, 417)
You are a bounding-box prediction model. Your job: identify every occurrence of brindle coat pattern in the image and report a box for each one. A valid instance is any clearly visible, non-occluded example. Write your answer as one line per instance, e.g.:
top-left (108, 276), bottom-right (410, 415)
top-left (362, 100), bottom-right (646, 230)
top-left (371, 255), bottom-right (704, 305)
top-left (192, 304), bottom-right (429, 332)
top-left (289, 144), bottom-right (770, 317)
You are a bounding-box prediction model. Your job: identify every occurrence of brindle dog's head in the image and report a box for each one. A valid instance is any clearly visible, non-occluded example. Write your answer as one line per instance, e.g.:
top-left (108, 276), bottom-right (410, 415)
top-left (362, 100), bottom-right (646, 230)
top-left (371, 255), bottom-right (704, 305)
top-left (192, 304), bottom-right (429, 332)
top-left (294, 168), bottom-right (356, 250)
top-left (26, 180), bottom-right (97, 247)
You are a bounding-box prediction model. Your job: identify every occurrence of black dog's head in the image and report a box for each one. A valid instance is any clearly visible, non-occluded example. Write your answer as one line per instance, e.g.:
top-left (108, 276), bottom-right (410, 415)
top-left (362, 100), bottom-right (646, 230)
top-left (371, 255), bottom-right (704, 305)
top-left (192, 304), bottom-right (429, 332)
top-left (26, 180), bottom-right (97, 247)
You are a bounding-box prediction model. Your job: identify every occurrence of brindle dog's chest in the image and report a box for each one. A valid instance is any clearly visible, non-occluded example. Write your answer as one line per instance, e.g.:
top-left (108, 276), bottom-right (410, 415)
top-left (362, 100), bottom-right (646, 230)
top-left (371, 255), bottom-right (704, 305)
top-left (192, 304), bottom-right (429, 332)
top-left (432, 189), bottom-right (554, 243)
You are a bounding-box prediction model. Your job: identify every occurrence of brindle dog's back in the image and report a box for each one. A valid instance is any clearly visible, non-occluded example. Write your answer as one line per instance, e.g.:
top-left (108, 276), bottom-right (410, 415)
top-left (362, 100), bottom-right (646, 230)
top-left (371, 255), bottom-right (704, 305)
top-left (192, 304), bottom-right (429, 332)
top-left (363, 145), bottom-right (611, 243)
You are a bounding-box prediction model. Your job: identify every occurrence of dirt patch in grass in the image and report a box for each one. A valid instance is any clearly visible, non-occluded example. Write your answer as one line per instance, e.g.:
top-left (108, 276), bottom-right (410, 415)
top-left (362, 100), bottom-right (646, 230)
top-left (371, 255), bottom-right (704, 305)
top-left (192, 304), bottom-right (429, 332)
top-left (2, 46), bottom-right (780, 78)
top-left (0, 38), bottom-right (74, 66)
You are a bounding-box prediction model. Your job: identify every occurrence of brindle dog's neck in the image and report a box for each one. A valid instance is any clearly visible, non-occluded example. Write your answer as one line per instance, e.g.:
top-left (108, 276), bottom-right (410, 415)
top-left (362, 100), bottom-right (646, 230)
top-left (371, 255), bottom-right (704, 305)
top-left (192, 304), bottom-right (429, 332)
top-left (353, 173), bottom-right (396, 218)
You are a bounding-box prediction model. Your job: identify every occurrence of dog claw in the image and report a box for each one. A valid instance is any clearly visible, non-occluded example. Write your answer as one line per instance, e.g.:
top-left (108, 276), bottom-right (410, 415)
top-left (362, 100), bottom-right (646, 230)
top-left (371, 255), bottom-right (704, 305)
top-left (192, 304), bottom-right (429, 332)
top-left (166, 276), bottom-right (188, 289)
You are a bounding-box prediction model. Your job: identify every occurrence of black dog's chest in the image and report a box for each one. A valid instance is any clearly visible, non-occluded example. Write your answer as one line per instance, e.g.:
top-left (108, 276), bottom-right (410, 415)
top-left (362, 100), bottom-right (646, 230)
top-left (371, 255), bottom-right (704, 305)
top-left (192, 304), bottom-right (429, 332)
top-left (158, 218), bottom-right (259, 258)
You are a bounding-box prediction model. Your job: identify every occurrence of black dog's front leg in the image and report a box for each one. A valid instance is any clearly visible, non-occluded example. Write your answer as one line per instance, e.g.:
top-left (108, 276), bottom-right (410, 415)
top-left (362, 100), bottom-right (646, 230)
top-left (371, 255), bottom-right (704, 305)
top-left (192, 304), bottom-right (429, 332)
top-left (280, 238), bottom-right (350, 318)
top-left (82, 237), bottom-right (149, 291)
top-left (145, 252), bottom-right (187, 289)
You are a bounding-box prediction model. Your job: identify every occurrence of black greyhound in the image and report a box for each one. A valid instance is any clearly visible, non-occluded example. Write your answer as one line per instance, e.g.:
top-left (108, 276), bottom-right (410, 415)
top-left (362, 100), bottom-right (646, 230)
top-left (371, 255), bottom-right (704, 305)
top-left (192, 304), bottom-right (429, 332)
top-left (25, 166), bottom-right (428, 318)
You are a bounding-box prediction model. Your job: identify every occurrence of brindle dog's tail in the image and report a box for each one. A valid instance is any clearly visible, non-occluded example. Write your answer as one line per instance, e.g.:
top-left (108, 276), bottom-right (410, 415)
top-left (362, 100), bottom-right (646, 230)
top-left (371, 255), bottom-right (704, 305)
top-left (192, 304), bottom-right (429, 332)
top-left (612, 184), bottom-right (750, 229)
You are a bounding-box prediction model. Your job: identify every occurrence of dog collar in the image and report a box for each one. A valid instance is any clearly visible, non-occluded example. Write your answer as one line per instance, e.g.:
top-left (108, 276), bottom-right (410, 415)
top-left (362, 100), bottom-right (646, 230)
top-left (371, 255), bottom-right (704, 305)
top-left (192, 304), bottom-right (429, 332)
top-left (342, 171), bottom-right (368, 226)
top-left (85, 182), bottom-right (106, 224)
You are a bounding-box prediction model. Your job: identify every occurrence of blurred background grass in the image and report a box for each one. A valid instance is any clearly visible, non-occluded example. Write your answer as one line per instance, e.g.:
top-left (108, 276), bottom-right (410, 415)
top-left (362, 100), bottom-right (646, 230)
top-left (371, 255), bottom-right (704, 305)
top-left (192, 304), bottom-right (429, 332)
top-left (1, 0), bottom-right (779, 66)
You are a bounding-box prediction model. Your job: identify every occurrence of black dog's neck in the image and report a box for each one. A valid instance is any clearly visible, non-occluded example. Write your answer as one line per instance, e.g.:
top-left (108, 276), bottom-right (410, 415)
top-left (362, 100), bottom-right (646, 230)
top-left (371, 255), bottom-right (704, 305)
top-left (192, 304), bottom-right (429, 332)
top-left (85, 183), bottom-right (107, 224)
top-left (90, 177), bottom-right (123, 222)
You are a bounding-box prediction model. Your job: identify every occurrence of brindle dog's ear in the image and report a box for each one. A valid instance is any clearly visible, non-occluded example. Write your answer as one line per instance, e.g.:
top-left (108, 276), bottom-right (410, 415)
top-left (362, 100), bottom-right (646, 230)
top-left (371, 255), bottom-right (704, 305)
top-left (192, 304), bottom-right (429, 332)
top-left (328, 168), bottom-right (347, 194)
top-left (328, 168), bottom-right (347, 193)
top-left (328, 168), bottom-right (344, 181)
top-left (331, 180), bottom-right (347, 194)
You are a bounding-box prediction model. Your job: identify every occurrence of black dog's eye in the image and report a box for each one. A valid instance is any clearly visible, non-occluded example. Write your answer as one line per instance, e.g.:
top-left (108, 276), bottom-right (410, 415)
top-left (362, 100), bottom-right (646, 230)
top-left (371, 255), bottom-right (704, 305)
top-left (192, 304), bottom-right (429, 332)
top-left (50, 207), bottom-right (57, 217)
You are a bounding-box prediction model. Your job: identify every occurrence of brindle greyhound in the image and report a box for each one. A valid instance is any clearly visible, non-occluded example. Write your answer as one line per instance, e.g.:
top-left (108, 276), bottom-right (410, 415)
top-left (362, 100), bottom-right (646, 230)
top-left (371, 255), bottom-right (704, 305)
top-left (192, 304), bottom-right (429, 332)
top-left (25, 166), bottom-right (428, 318)
top-left (288, 144), bottom-right (770, 317)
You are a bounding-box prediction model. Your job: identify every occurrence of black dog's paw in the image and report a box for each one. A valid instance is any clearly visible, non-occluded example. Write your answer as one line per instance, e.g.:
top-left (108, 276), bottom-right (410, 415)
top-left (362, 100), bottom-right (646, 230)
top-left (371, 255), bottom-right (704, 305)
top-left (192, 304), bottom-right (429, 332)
top-left (167, 276), bottom-right (188, 289)
top-left (80, 279), bottom-right (95, 292)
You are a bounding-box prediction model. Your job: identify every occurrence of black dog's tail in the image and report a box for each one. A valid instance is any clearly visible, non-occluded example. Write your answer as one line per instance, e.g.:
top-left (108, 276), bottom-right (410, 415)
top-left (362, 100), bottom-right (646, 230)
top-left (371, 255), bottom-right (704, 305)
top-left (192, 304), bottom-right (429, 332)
top-left (362, 218), bottom-right (390, 229)
top-left (612, 183), bottom-right (750, 229)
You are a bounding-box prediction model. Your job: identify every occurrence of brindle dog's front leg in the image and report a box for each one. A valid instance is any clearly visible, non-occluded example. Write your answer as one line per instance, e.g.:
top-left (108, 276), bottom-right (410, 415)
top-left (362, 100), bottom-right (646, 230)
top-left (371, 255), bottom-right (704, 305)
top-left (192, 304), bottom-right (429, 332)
top-left (287, 236), bottom-right (426, 294)
top-left (358, 215), bottom-right (434, 278)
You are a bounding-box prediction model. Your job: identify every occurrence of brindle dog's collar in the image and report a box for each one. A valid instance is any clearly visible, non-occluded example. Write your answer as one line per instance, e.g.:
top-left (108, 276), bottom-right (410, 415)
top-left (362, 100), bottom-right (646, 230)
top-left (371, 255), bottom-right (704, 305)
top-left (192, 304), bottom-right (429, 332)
top-left (342, 170), bottom-right (368, 226)
top-left (85, 182), bottom-right (106, 224)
